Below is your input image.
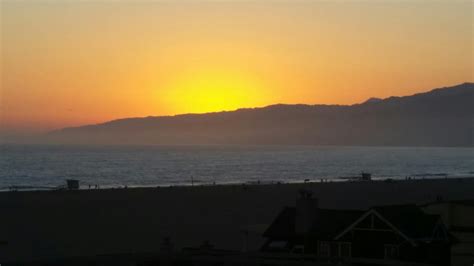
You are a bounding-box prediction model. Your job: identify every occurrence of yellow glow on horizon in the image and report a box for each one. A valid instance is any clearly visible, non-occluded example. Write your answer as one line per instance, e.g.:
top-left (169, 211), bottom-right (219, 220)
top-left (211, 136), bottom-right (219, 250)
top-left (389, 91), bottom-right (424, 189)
top-left (159, 68), bottom-right (267, 114)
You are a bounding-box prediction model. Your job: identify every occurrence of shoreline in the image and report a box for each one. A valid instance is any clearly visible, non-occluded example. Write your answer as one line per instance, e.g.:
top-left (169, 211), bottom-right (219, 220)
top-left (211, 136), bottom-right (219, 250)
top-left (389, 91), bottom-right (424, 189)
top-left (3, 174), bottom-right (474, 193)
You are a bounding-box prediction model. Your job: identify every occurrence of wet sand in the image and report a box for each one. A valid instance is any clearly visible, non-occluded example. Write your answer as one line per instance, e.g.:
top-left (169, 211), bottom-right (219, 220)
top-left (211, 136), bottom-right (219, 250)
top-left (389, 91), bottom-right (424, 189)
top-left (1, 177), bottom-right (474, 262)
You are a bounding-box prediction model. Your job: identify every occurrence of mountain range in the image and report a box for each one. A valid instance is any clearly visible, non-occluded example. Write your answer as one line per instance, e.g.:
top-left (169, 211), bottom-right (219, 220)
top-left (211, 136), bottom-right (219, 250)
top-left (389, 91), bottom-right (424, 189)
top-left (46, 83), bottom-right (474, 147)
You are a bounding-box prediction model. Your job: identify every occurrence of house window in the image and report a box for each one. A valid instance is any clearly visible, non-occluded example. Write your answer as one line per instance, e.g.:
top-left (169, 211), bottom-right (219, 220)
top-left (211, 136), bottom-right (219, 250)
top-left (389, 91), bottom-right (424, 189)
top-left (265, 240), bottom-right (289, 252)
top-left (291, 245), bottom-right (305, 254)
top-left (318, 241), bottom-right (331, 257)
top-left (384, 244), bottom-right (399, 259)
top-left (340, 242), bottom-right (352, 258)
top-left (268, 240), bottom-right (288, 250)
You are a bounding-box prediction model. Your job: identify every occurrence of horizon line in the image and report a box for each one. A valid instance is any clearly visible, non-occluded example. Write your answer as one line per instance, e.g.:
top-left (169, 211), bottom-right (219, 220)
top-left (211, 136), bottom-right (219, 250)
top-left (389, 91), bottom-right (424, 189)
top-left (54, 81), bottom-right (473, 132)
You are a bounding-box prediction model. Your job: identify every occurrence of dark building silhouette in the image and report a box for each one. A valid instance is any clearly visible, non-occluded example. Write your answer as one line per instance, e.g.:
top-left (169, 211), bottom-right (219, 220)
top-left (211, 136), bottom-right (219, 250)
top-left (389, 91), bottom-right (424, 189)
top-left (262, 192), bottom-right (452, 265)
top-left (422, 200), bottom-right (474, 266)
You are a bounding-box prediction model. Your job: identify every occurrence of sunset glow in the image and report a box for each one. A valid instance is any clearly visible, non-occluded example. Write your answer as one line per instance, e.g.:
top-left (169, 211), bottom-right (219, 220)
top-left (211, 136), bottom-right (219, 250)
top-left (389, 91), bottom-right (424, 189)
top-left (1, 0), bottom-right (472, 133)
top-left (160, 68), bottom-right (267, 114)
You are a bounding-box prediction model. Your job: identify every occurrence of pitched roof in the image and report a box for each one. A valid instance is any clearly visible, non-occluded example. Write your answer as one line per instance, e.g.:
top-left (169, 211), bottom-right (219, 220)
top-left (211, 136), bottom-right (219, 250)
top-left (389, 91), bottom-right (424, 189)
top-left (263, 207), bottom-right (296, 239)
top-left (264, 204), bottom-right (443, 243)
top-left (308, 209), bottom-right (364, 239)
top-left (372, 205), bottom-right (441, 239)
top-left (263, 207), bottom-right (363, 240)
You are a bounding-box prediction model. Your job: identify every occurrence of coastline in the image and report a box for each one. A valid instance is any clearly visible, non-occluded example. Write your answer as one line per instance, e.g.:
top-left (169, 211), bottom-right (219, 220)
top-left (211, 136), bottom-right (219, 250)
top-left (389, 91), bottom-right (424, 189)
top-left (3, 174), bottom-right (474, 193)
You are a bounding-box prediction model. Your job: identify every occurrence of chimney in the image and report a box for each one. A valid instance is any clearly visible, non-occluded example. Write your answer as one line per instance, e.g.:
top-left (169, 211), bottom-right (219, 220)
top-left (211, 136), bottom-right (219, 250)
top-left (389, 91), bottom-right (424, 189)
top-left (295, 189), bottom-right (318, 235)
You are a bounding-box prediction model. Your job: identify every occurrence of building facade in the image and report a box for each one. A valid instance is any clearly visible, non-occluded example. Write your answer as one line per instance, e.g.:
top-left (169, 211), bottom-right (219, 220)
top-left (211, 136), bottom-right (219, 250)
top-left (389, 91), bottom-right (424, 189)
top-left (262, 192), bottom-right (452, 265)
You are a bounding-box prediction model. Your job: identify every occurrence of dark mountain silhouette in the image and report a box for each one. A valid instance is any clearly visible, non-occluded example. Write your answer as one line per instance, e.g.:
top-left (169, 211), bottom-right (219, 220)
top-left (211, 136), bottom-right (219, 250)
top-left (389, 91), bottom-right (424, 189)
top-left (46, 83), bottom-right (474, 146)
top-left (362, 97), bottom-right (383, 104)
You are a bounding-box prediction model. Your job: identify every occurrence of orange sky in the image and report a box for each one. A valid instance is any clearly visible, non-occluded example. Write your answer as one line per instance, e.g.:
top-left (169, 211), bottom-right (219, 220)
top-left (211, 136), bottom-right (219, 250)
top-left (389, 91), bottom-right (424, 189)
top-left (1, 0), bottom-right (473, 133)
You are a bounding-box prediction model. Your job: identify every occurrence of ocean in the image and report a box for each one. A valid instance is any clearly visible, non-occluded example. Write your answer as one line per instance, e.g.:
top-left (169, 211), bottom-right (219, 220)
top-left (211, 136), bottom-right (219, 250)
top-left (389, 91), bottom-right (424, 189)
top-left (0, 144), bottom-right (473, 190)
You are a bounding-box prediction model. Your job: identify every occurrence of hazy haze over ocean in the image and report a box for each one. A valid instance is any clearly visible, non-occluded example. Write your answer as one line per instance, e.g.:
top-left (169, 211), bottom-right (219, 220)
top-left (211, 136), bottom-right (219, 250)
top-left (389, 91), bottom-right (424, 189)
top-left (1, 145), bottom-right (473, 190)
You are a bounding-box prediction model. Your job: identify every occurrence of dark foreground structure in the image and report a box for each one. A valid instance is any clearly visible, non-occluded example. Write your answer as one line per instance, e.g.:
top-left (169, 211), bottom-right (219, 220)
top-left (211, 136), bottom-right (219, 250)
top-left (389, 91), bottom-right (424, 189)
top-left (262, 190), bottom-right (452, 265)
top-left (1, 178), bottom-right (473, 265)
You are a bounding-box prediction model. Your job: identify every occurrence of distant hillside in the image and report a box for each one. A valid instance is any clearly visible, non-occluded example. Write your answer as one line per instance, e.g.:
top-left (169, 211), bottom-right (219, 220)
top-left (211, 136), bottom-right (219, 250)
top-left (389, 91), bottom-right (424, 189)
top-left (46, 83), bottom-right (474, 146)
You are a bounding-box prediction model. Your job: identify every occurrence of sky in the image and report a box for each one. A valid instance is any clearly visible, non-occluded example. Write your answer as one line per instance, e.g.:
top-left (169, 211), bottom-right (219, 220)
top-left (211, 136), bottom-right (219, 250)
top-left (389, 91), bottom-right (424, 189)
top-left (1, 0), bottom-right (473, 134)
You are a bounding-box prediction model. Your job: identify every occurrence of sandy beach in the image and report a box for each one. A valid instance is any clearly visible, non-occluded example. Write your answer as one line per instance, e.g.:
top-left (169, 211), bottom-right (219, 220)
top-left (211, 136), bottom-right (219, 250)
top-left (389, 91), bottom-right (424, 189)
top-left (1, 177), bottom-right (474, 263)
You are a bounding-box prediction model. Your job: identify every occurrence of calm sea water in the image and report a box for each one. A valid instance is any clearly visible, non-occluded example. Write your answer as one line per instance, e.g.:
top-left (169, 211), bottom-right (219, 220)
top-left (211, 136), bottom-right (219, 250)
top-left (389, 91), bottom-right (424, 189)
top-left (0, 144), bottom-right (473, 189)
